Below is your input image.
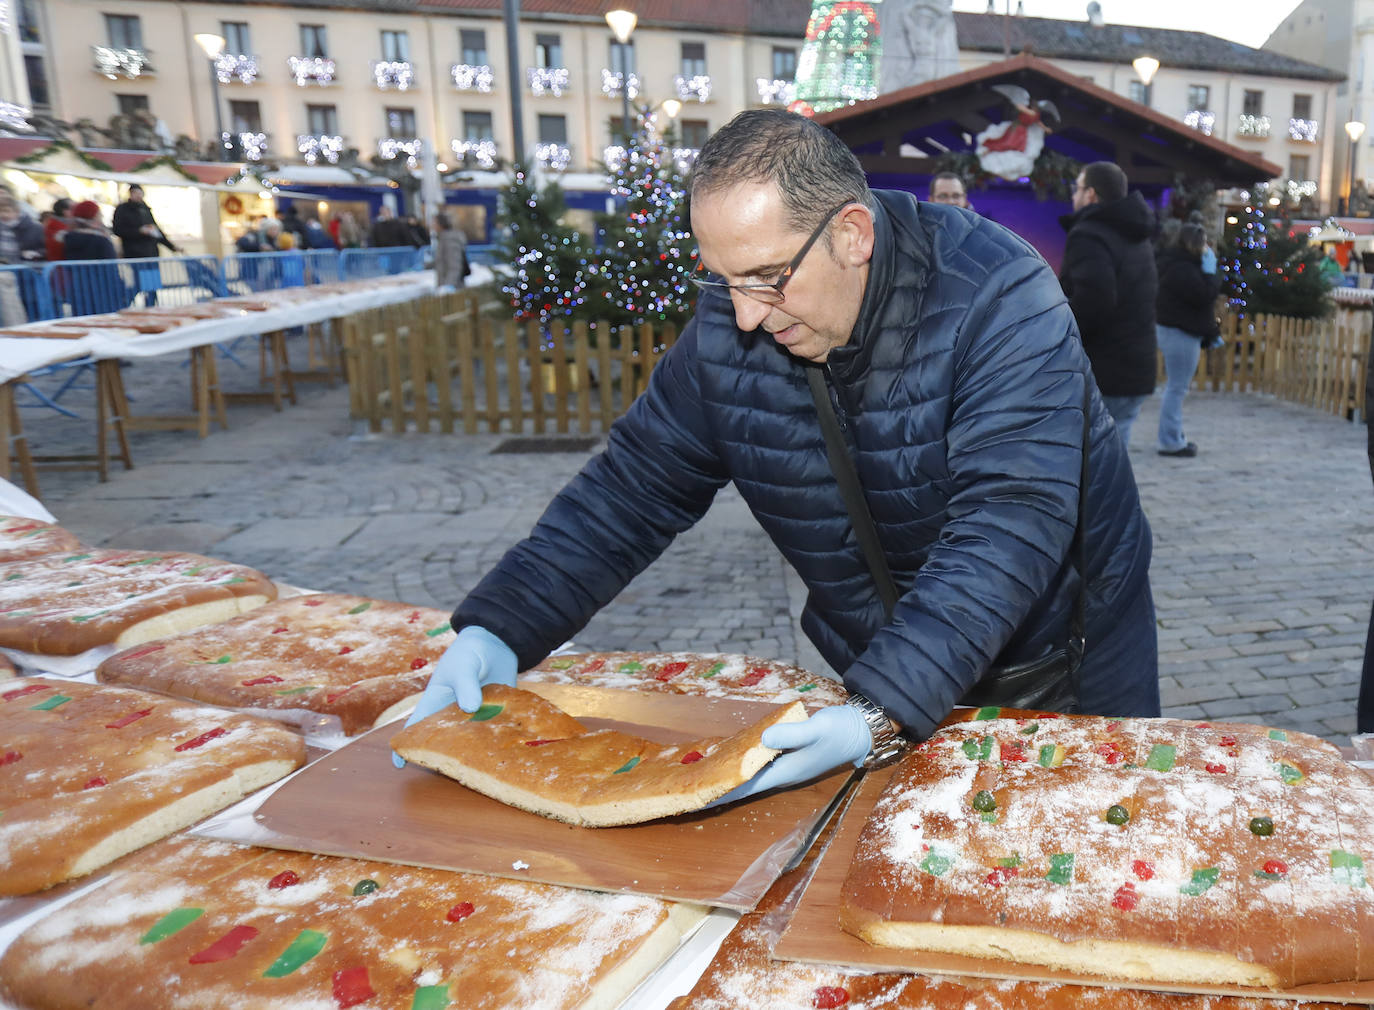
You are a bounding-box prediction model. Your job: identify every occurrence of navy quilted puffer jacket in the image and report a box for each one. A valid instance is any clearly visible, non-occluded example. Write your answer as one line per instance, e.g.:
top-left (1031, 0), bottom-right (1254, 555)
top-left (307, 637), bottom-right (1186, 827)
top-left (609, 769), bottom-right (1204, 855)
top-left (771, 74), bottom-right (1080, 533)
top-left (454, 192), bottom-right (1153, 740)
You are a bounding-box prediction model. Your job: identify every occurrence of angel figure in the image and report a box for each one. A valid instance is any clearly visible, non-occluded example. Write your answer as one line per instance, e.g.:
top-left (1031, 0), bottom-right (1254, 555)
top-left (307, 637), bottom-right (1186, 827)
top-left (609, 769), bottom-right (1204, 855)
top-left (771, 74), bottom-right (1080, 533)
top-left (975, 84), bottom-right (1061, 181)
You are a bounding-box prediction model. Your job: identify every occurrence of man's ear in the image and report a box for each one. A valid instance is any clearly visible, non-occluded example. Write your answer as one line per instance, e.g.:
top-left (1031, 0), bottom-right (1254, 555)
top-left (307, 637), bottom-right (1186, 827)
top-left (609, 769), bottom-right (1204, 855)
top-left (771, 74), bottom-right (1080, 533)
top-left (838, 203), bottom-right (875, 266)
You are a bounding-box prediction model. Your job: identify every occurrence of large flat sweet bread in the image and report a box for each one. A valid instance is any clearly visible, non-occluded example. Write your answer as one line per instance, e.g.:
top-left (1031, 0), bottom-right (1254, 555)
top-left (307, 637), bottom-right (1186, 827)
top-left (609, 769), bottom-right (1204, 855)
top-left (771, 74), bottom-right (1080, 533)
top-left (0, 835), bottom-right (703, 1010)
top-left (391, 684), bottom-right (807, 826)
top-left (0, 548), bottom-right (276, 655)
top-left (838, 710), bottom-right (1374, 989)
top-left (97, 594), bottom-right (455, 735)
top-left (525, 651), bottom-right (848, 709)
top-left (0, 515), bottom-right (82, 562)
top-left (0, 678), bottom-right (305, 896)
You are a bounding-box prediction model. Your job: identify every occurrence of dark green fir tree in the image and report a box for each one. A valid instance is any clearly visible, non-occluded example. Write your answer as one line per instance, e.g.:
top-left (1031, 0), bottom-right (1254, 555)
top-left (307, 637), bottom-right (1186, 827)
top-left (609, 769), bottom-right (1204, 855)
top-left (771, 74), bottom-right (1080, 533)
top-left (1224, 186), bottom-right (1333, 319)
top-left (494, 164), bottom-right (591, 324)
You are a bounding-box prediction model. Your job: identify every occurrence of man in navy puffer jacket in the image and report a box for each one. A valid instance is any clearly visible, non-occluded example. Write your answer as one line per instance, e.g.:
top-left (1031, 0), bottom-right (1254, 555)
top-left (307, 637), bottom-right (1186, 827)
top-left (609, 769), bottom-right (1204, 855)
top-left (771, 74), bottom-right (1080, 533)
top-left (397, 110), bottom-right (1159, 795)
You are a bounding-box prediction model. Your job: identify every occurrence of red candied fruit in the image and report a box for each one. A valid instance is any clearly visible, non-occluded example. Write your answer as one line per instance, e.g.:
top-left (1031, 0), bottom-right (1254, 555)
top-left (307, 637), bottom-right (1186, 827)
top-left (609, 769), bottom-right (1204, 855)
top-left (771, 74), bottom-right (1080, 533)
top-left (446, 901), bottom-right (475, 922)
top-left (583, 658), bottom-right (606, 673)
top-left (1132, 860), bottom-right (1155, 880)
top-left (0, 750), bottom-right (21, 766)
top-left (1112, 881), bottom-right (1139, 911)
top-left (410, 658), bottom-right (428, 670)
top-left (984, 866), bottom-right (1019, 887)
top-left (812, 986), bottom-right (849, 1008)
top-left (1264, 859), bottom-right (1289, 876)
top-left (268, 870), bottom-right (301, 889)
top-left (303, 598), bottom-right (325, 607)
top-left (737, 666), bottom-right (768, 687)
top-left (83, 776), bottom-right (107, 789)
top-left (1095, 742), bottom-right (1125, 764)
top-left (1220, 735), bottom-right (1238, 747)
top-left (680, 751), bottom-right (704, 764)
top-left (999, 740), bottom-right (1029, 762)
top-left (271, 627), bottom-right (288, 634)
top-left (241, 676), bottom-right (282, 687)
top-left (408, 611), bottom-right (421, 623)
top-left (655, 661), bottom-right (688, 682)
top-left (338, 646), bottom-right (354, 655)
top-left (1205, 762), bottom-right (1227, 774)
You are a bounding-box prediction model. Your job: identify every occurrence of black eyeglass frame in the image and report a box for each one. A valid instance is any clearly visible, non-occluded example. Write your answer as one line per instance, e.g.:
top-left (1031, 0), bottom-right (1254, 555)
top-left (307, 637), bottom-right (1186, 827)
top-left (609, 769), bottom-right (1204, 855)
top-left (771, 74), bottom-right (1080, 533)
top-left (690, 201), bottom-right (852, 305)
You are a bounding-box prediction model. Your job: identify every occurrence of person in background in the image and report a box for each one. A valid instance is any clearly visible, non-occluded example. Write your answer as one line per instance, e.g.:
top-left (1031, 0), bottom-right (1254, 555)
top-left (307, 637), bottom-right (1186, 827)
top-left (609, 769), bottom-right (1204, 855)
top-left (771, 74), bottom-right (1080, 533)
top-left (62, 200), bottom-right (128, 316)
top-left (1154, 222), bottom-right (1222, 459)
top-left (0, 191), bottom-right (45, 325)
top-left (112, 184), bottom-right (178, 260)
top-left (432, 211), bottom-right (468, 291)
top-left (927, 172), bottom-right (972, 211)
top-left (1319, 247), bottom-right (1346, 286)
top-left (303, 217), bottom-right (337, 250)
top-left (333, 211), bottom-right (363, 249)
top-left (1059, 161), bottom-right (1158, 450)
top-left (370, 205), bottom-right (411, 248)
top-left (277, 204), bottom-right (309, 247)
top-left (43, 198), bottom-right (73, 261)
top-left (404, 214), bottom-right (430, 247)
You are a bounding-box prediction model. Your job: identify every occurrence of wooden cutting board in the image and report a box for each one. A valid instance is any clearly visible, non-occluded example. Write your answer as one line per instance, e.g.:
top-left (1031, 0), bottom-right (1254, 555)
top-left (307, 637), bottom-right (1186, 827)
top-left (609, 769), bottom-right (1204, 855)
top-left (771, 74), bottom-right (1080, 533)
top-left (775, 765), bottom-right (1374, 1005)
top-left (246, 684), bottom-right (854, 911)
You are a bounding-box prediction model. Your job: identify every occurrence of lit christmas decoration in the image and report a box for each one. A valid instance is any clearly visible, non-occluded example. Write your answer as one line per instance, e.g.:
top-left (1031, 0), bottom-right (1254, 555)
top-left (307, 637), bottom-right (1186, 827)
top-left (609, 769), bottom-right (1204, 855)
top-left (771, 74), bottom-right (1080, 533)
top-left (601, 68), bottom-right (640, 100)
top-left (673, 75), bottom-right (712, 102)
top-left (92, 46), bottom-right (153, 80)
top-left (1184, 110), bottom-right (1214, 136)
top-left (297, 134), bottom-right (343, 164)
top-left (1288, 117), bottom-right (1319, 143)
top-left (1223, 184), bottom-right (1333, 318)
top-left (378, 137), bottom-right (422, 168)
top-left (494, 166), bottom-right (591, 324)
top-left (1287, 178), bottom-right (1318, 197)
top-left (1237, 115), bottom-right (1271, 138)
top-left (452, 138), bottom-right (498, 169)
top-left (223, 131), bottom-right (267, 160)
top-left (534, 143), bottom-right (572, 172)
top-left (756, 78), bottom-right (796, 105)
top-left (373, 60), bottom-right (414, 91)
top-left (216, 53), bottom-right (259, 84)
top-left (527, 67), bottom-right (570, 97)
top-left (288, 56), bottom-right (335, 87)
top-left (792, 1), bottom-right (881, 115)
top-left (451, 64), bottom-right (494, 92)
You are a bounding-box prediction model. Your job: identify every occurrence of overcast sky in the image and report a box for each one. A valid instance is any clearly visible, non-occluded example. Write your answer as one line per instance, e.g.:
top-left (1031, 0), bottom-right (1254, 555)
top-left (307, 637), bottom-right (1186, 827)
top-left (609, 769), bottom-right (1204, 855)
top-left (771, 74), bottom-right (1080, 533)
top-left (950, 1), bottom-right (1303, 51)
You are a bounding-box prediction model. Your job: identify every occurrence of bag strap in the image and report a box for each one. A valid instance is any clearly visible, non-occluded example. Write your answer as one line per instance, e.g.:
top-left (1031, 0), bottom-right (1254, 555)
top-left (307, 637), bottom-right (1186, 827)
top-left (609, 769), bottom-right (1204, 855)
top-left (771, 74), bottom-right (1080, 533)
top-left (806, 365), bottom-right (1090, 655)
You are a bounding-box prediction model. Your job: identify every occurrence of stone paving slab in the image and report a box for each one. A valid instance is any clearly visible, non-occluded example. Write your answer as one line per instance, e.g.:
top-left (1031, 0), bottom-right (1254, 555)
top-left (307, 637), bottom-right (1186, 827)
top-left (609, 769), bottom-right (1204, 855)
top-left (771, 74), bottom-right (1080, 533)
top-left (12, 344), bottom-right (1374, 744)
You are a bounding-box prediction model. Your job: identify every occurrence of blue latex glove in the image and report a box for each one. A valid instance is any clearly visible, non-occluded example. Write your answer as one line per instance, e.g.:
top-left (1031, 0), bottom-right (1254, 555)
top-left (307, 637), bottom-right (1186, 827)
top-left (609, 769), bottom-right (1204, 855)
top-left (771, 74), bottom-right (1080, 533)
top-left (391, 626), bottom-right (516, 768)
top-left (705, 705), bottom-right (873, 808)
top-left (1200, 245), bottom-right (1217, 275)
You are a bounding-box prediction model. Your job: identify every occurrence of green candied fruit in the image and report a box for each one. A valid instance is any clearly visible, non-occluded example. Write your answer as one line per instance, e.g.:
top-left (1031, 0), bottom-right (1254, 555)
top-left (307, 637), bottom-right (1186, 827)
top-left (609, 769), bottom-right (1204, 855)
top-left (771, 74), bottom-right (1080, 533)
top-left (352, 879), bottom-right (379, 896)
top-left (548, 657), bottom-right (575, 669)
top-left (996, 853), bottom-right (1022, 868)
top-left (1144, 744), bottom-right (1177, 772)
top-left (1276, 761), bottom-right (1304, 785)
top-left (1045, 853), bottom-right (1075, 885)
top-left (425, 623), bottom-right (451, 638)
top-left (1268, 729), bottom-right (1288, 741)
top-left (973, 707), bottom-right (1001, 721)
top-left (1249, 816), bottom-right (1275, 837)
top-left (618, 661), bottom-right (644, 673)
top-left (467, 703), bottom-right (504, 722)
top-left (797, 683), bottom-right (816, 692)
top-left (972, 790), bottom-right (997, 813)
top-left (1020, 722), bottom-right (1040, 735)
top-left (1331, 850), bottom-right (1367, 888)
top-left (347, 602), bottom-right (372, 615)
top-left (1180, 867), bottom-right (1220, 896)
top-left (961, 735), bottom-right (995, 761)
top-left (139, 907), bottom-right (204, 944)
top-left (612, 756), bottom-right (641, 775)
top-left (920, 846), bottom-right (955, 877)
top-left (1105, 804), bottom-right (1130, 826)
top-left (261, 929), bottom-right (328, 977)
top-left (411, 986), bottom-right (451, 1010)
top-left (701, 661), bottom-right (724, 678)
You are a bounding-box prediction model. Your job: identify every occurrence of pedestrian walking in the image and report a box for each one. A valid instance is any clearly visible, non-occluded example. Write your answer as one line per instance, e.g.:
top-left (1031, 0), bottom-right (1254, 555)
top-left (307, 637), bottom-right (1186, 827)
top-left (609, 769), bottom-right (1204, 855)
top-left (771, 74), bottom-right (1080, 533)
top-left (1155, 221), bottom-right (1222, 458)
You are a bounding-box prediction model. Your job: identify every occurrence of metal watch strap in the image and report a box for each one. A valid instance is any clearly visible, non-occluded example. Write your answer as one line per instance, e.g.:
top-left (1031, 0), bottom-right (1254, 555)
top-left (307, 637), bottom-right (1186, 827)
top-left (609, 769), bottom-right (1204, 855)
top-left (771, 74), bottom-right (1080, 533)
top-left (846, 693), bottom-right (905, 769)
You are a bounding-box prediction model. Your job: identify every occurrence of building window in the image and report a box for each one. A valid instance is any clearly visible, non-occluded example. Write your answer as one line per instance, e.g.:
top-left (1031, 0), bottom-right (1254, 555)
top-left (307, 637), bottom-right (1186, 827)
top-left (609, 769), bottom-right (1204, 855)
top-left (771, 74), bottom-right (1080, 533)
top-left (222, 21), bottom-right (250, 54)
top-left (23, 54), bottom-right (50, 108)
top-left (1243, 90), bottom-right (1264, 116)
top-left (116, 93), bottom-right (150, 115)
top-left (463, 110), bottom-right (494, 141)
top-left (307, 103), bottom-right (338, 135)
top-left (17, 0), bottom-right (41, 43)
top-left (538, 114), bottom-right (567, 144)
top-left (381, 30), bottom-right (409, 62)
top-left (1128, 80), bottom-right (1147, 105)
top-left (680, 119), bottom-right (709, 148)
top-left (229, 99), bottom-right (262, 132)
top-left (300, 25), bottom-right (328, 59)
top-left (1187, 85), bottom-right (1209, 111)
top-left (535, 33), bottom-right (562, 69)
top-left (104, 13), bottom-right (143, 49)
top-left (681, 41), bottom-right (706, 78)
top-left (1292, 94), bottom-right (1312, 119)
top-left (1289, 154), bottom-right (1310, 180)
top-left (772, 47), bottom-right (797, 80)
top-left (460, 29), bottom-right (487, 65)
top-left (610, 40), bottom-right (635, 76)
top-left (386, 107), bottom-right (417, 136)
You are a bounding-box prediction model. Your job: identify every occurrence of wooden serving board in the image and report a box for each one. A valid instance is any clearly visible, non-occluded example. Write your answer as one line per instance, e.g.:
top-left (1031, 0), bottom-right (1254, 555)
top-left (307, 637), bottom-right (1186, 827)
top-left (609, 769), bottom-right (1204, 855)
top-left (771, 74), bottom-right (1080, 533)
top-left (247, 684), bottom-right (853, 911)
top-left (775, 765), bottom-right (1374, 1005)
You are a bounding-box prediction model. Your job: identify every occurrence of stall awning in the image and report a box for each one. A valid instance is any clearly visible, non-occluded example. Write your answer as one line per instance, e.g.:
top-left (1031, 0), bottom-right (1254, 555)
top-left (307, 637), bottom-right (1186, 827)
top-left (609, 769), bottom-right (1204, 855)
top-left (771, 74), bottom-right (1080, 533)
top-left (0, 138), bottom-right (246, 191)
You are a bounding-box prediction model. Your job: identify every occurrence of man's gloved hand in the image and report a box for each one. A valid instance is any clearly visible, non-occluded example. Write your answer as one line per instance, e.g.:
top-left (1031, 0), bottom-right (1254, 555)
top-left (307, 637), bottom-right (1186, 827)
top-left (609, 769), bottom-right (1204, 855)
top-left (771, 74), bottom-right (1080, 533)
top-left (391, 626), bottom-right (516, 769)
top-left (705, 704), bottom-right (872, 808)
top-left (1200, 245), bottom-right (1218, 275)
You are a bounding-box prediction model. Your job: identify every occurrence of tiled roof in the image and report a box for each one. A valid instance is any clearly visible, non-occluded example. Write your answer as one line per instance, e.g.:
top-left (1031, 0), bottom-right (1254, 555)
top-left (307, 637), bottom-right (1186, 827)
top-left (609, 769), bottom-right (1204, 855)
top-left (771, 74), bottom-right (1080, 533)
top-left (952, 12), bottom-right (1344, 82)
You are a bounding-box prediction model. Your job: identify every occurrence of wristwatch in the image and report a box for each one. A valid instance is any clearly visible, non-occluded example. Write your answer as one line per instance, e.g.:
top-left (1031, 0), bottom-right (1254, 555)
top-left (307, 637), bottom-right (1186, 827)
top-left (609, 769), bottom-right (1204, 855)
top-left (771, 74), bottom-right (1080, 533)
top-left (845, 693), bottom-right (906, 769)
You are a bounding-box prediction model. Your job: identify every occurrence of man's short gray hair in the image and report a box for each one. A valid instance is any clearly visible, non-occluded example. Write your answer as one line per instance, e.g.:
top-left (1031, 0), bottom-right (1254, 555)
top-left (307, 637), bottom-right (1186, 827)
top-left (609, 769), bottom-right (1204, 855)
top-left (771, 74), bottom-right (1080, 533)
top-left (689, 109), bottom-right (873, 234)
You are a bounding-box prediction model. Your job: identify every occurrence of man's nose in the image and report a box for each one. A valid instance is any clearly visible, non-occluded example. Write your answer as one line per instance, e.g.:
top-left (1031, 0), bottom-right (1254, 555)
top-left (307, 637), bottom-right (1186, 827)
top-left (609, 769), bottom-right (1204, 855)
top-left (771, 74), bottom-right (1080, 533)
top-left (730, 289), bottom-right (773, 332)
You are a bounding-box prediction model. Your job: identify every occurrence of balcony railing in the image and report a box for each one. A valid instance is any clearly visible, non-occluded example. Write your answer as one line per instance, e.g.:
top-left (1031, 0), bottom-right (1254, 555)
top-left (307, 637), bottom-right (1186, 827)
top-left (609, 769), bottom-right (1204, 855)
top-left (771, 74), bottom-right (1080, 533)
top-left (215, 53), bottom-right (259, 85)
top-left (451, 64), bottom-right (494, 92)
top-left (1237, 114), bottom-right (1271, 138)
top-left (288, 56), bottom-right (335, 87)
top-left (373, 60), bottom-right (415, 91)
top-left (378, 137), bottom-right (421, 167)
top-left (1289, 117), bottom-right (1319, 142)
top-left (601, 68), bottom-right (640, 100)
top-left (756, 78), bottom-right (795, 105)
top-left (297, 133), bottom-right (344, 164)
top-left (92, 45), bottom-right (154, 79)
top-left (0, 101), bottom-right (31, 131)
top-left (534, 142), bottom-right (571, 171)
top-left (527, 67), bottom-right (570, 97)
top-left (1183, 109), bottom-right (1215, 136)
top-left (675, 74), bottom-right (712, 102)
top-left (451, 138), bottom-right (498, 169)
top-left (222, 131), bottom-right (268, 161)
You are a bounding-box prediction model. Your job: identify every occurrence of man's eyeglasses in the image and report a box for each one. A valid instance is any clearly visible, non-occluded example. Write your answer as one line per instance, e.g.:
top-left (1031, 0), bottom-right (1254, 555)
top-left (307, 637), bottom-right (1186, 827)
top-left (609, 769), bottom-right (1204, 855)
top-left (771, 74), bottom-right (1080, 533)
top-left (691, 202), bottom-right (850, 306)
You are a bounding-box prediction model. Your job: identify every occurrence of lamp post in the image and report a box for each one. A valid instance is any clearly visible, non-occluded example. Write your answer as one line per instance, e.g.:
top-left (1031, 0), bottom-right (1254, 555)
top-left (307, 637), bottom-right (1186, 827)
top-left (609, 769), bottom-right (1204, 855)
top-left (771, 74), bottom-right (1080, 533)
top-left (1345, 119), bottom-right (1366, 216)
top-left (605, 5), bottom-right (637, 140)
top-left (193, 32), bottom-right (228, 161)
top-left (1132, 55), bottom-right (1159, 108)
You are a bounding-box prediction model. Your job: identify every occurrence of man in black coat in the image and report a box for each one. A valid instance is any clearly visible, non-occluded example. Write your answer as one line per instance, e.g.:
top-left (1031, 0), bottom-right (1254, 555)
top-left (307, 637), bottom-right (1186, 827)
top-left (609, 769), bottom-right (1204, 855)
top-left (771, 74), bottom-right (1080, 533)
top-left (1059, 161), bottom-right (1158, 449)
top-left (112, 184), bottom-right (178, 306)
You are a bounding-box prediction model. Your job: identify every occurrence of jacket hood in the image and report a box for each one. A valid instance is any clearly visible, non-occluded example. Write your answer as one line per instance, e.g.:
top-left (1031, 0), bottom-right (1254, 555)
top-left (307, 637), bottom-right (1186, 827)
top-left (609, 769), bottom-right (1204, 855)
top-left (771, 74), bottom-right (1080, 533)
top-left (1059, 190), bottom-right (1155, 241)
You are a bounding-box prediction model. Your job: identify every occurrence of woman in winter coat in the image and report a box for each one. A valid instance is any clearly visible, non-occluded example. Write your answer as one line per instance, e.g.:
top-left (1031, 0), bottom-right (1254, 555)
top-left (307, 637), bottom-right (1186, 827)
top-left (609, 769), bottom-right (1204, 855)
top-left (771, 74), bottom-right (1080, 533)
top-left (1155, 221), bottom-right (1221, 457)
top-left (432, 211), bottom-right (468, 291)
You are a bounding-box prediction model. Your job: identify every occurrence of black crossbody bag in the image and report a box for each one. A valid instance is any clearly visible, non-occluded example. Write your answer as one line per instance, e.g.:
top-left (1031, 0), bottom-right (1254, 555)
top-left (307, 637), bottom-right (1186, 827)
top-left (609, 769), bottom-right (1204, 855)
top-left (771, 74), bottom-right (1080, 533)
top-left (806, 366), bottom-right (1090, 713)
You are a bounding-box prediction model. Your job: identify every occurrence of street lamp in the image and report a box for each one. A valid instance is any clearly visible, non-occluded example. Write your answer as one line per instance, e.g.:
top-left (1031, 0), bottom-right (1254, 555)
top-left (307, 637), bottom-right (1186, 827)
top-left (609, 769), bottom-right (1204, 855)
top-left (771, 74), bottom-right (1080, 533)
top-left (1345, 119), bottom-right (1366, 216)
top-left (1132, 55), bottom-right (1159, 108)
top-left (605, 4), bottom-right (637, 140)
top-left (193, 32), bottom-right (228, 161)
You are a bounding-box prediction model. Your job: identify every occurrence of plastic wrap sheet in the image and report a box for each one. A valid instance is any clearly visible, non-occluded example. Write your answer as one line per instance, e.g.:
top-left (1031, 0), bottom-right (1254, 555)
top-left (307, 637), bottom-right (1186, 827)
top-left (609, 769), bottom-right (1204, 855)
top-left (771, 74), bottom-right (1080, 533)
top-left (0, 646), bottom-right (109, 679)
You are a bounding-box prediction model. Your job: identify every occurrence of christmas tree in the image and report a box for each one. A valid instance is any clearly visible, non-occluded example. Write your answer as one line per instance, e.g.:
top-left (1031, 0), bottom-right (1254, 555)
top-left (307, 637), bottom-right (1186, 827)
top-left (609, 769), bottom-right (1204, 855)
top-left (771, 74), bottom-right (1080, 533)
top-left (493, 164), bottom-right (592, 324)
top-left (790, 0), bottom-right (882, 116)
top-left (586, 124), bottom-right (697, 329)
top-left (1223, 186), bottom-right (1332, 319)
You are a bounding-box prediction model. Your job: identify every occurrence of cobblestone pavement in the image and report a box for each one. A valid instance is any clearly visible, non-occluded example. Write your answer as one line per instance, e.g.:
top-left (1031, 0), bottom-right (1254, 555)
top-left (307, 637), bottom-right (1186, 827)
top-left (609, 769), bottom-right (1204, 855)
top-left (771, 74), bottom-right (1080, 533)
top-left (14, 337), bottom-right (1374, 744)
